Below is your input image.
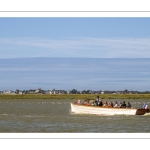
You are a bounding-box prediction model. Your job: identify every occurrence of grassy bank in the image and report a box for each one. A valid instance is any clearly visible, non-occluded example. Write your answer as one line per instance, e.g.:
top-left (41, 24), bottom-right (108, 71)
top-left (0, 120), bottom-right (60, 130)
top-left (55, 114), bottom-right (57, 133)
top-left (0, 94), bottom-right (150, 100)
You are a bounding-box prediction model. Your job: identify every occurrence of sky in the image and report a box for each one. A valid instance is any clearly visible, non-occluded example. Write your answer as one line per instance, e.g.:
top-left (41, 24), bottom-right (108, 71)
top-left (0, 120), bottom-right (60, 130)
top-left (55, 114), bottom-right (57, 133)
top-left (1, 18), bottom-right (150, 58)
top-left (0, 17), bottom-right (150, 91)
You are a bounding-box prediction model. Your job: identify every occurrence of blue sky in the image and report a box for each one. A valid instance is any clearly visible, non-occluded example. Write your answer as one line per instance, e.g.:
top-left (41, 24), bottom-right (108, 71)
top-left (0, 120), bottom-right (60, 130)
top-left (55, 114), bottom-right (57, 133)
top-left (1, 58), bottom-right (150, 91)
top-left (1, 18), bottom-right (150, 58)
top-left (0, 18), bottom-right (150, 91)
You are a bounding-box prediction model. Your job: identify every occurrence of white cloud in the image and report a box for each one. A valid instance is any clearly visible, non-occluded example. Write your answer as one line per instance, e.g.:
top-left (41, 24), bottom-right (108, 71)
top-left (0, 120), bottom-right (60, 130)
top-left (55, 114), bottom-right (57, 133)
top-left (0, 37), bottom-right (150, 58)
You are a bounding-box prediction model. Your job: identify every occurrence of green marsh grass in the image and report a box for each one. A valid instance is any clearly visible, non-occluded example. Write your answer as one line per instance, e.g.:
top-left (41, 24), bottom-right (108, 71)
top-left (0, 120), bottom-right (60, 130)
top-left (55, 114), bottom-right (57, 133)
top-left (0, 94), bottom-right (150, 100)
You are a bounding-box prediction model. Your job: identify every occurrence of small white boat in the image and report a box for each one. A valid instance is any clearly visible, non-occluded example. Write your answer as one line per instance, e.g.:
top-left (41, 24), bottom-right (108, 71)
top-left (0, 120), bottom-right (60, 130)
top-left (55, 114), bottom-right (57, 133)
top-left (71, 100), bottom-right (149, 116)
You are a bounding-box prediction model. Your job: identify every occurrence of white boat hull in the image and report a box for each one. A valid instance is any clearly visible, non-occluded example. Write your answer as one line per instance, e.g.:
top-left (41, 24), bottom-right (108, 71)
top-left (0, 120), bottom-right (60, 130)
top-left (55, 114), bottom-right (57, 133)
top-left (71, 103), bottom-right (137, 115)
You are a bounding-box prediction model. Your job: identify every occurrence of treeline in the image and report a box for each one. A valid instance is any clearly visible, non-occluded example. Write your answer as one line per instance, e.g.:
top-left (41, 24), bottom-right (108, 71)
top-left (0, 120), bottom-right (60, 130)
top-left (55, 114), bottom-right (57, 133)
top-left (1, 88), bottom-right (150, 95)
top-left (69, 89), bottom-right (150, 94)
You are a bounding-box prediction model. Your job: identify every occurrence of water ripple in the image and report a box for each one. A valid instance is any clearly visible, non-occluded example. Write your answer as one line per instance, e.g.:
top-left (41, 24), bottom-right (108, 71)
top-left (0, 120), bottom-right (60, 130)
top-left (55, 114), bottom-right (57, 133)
top-left (0, 99), bottom-right (150, 132)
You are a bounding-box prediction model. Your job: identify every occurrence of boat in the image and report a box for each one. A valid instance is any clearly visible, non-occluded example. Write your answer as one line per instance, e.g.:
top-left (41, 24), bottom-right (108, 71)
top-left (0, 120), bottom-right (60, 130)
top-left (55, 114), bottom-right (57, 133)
top-left (71, 100), bottom-right (149, 116)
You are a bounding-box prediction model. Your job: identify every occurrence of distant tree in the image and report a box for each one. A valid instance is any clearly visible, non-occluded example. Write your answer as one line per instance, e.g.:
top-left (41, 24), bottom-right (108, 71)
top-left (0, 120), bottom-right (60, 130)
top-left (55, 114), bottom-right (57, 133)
top-left (124, 89), bottom-right (129, 94)
top-left (77, 91), bottom-right (81, 94)
top-left (15, 89), bottom-right (19, 94)
top-left (81, 90), bottom-right (86, 94)
top-left (81, 90), bottom-right (91, 94)
top-left (70, 89), bottom-right (78, 94)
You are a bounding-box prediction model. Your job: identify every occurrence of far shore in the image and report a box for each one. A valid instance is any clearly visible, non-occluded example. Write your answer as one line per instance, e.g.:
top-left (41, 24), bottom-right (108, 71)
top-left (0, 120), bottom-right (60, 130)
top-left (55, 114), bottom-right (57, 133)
top-left (0, 94), bottom-right (150, 100)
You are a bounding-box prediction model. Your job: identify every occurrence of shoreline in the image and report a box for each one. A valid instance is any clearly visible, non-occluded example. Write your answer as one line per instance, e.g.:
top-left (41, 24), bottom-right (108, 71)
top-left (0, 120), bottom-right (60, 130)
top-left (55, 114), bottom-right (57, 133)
top-left (0, 94), bottom-right (150, 100)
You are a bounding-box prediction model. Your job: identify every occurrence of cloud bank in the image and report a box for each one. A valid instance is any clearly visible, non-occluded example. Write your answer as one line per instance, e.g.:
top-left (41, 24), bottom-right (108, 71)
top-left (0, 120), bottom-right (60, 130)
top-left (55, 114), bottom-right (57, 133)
top-left (0, 58), bottom-right (150, 91)
top-left (0, 37), bottom-right (150, 58)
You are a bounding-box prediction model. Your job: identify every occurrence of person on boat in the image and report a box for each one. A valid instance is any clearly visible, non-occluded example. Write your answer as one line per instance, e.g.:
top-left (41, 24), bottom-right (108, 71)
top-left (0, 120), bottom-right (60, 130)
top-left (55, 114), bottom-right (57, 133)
top-left (96, 96), bottom-right (103, 106)
top-left (105, 101), bottom-right (108, 106)
top-left (92, 101), bottom-right (97, 106)
top-left (108, 101), bottom-right (113, 107)
top-left (126, 101), bottom-right (132, 108)
top-left (95, 95), bottom-right (102, 106)
top-left (108, 102), bottom-right (111, 107)
top-left (110, 101), bottom-right (114, 107)
top-left (119, 101), bottom-right (122, 107)
top-left (77, 99), bottom-right (81, 104)
top-left (103, 101), bottom-right (108, 107)
top-left (99, 100), bottom-right (103, 106)
top-left (114, 101), bottom-right (119, 107)
top-left (120, 101), bottom-right (126, 108)
top-left (83, 100), bottom-right (88, 105)
top-left (86, 100), bottom-right (91, 106)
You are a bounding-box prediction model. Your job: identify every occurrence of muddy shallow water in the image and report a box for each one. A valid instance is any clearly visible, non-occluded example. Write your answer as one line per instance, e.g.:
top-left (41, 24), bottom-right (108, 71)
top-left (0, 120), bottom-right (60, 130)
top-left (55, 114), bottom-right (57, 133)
top-left (0, 99), bottom-right (150, 133)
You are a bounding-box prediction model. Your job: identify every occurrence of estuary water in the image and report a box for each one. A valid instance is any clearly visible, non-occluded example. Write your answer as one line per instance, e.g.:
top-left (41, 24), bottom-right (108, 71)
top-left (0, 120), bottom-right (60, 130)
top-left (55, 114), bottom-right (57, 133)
top-left (0, 99), bottom-right (150, 133)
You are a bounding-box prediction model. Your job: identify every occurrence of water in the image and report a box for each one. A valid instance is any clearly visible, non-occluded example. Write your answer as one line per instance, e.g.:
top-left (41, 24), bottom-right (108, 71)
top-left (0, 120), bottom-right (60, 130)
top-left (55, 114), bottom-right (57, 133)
top-left (0, 99), bottom-right (150, 133)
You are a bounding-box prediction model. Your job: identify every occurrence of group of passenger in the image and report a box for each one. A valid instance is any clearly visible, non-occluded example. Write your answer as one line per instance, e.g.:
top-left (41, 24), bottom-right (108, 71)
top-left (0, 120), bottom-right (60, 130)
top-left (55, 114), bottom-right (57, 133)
top-left (91, 96), bottom-right (132, 108)
top-left (78, 96), bottom-right (149, 110)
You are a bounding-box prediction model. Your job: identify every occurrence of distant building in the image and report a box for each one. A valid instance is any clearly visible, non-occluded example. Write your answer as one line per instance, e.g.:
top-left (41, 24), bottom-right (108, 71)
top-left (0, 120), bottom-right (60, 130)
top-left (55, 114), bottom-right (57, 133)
top-left (35, 88), bottom-right (41, 93)
top-left (91, 91), bottom-right (101, 94)
top-left (49, 89), bottom-right (67, 94)
top-left (16, 89), bottom-right (23, 94)
top-left (3, 90), bottom-right (16, 94)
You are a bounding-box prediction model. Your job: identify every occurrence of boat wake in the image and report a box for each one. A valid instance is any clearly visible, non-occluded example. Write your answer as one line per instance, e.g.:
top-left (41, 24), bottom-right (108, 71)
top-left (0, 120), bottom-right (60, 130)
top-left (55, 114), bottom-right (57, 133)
top-left (143, 113), bottom-right (150, 116)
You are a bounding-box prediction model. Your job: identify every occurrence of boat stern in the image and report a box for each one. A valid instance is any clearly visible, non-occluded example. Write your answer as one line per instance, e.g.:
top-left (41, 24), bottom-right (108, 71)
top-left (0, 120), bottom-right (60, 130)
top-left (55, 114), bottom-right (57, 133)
top-left (136, 108), bottom-right (149, 115)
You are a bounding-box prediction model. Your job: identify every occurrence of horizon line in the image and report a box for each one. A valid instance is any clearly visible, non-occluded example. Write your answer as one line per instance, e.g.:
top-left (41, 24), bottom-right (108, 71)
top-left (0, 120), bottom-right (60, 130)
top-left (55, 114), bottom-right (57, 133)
top-left (1, 57), bottom-right (150, 59)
